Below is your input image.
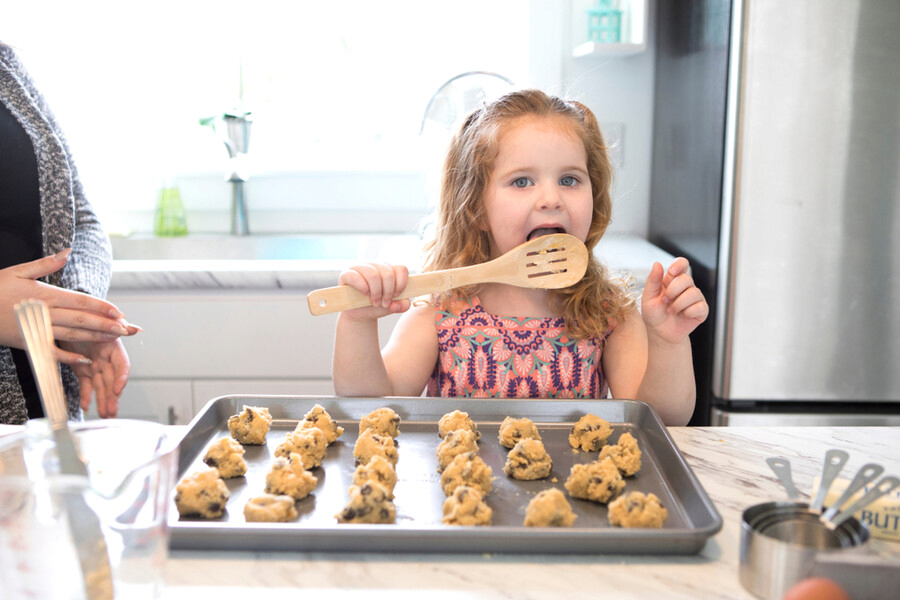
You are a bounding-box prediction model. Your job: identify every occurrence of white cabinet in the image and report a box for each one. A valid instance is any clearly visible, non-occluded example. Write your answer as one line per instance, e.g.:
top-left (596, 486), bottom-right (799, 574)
top-left (105, 289), bottom-right (399, 424)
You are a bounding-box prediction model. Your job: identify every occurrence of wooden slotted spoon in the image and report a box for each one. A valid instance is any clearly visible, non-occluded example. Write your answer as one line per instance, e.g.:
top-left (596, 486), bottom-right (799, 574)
top-left (307, 233), bottom-right (588, 316)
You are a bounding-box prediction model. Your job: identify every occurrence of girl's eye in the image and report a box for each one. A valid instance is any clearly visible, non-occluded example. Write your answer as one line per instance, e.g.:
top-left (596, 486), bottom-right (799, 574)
top-left (560, 175), bottom-right (578, 187)
top-left (512, 177), bottom-right (532, 188)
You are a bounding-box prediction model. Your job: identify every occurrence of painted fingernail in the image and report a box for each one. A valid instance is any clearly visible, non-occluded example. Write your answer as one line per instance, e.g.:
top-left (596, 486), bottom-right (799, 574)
top-left (77, 357), bottom-right (93, 366)
top-left (111, 324), bottom-right (129, 335)
top-left (54, 248), bottom-right (72, 261)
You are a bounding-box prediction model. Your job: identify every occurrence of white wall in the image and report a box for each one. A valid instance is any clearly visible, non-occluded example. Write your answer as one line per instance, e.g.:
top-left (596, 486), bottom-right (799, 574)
top-left (559, 0), bottom-right (657, 237)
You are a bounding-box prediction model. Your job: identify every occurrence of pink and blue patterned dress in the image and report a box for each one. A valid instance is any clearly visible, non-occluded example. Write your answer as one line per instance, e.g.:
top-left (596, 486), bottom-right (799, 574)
top-left (426, 296), bottom-right (611, 399)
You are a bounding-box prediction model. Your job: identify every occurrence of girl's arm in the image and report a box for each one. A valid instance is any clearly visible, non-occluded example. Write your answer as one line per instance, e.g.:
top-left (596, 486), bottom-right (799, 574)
top-left (332, 263), bottom-right (438, 397)
top-left (604, 259), bottom-right (708, 426)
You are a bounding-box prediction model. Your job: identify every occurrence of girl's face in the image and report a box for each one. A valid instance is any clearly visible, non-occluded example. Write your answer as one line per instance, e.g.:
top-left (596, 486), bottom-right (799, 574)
top-left (482, 115), bottom-right (593, 259)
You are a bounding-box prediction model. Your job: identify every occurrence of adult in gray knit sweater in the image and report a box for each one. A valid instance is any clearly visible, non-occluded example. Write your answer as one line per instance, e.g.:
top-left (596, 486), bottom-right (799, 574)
top-left (1, 43), bottom-right (139, 425)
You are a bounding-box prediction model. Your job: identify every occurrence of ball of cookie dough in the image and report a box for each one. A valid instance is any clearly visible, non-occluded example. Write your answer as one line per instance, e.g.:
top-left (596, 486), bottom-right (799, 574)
top-left (441, 451), bottom-right (493, 497)
top-left (275, 426), bottom-right (327, 468)
top-left (598, 431), bottom-right (642, 476)
top-left (503, 438), bottom-right (552, 480)
top-left (436, 428), bottom-right (479, 472)
top-left (438, 410), bottom-right (481, 440)
top-left (202, 437), bottom-right (247, 479)
top-left (608, 491), bottom-right (668, 528)
top-left (335, 481), bottom-right (396, 524)
top-left (353, 454), bottom-right (398, 499)
top-left (265, 452), bottom-right (318, 500)
top-left (568, 414), bottom-right (613, 452)
top-left (174, 467), bottom-right (230, 519)
top-left (297, 404), bottom-right (344, 445)
top-left (524, 488), bottom-right (577, 527)
top-left (227, 405), bottom-right (273, 445)
top-left (442, 485), bottom-right (492, 526)
top-left (243, 493), bottom-right (298, 523)
top-left (359, 407), bottom-right (401, 438)
top-left (353, 429), bottom-right (399, 467)
top-left (498, 416), bottom-right (542, 449)
top-left (564, 456), bottom-right (624, 503)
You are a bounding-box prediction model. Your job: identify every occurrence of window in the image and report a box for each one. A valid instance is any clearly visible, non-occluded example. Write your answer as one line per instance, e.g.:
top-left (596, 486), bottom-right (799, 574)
top-left (6, 1), bottom-right (540, 233)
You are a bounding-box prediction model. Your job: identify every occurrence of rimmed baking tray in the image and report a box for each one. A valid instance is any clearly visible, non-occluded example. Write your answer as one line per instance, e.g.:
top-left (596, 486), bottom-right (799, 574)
top-left (170, 396), bottom-right (722, 554)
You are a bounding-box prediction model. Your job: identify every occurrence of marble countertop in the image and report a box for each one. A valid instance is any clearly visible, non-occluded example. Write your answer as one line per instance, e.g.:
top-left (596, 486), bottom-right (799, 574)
top-left (160, 426), bottom-right (900, 599)
top-left (109, 233), bottom-right (675, 291)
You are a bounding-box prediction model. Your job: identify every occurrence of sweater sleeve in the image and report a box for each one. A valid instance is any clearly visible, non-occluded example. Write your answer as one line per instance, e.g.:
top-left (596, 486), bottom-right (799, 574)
top-left (2, 46), bottom-right (113, 298)
top-left (58, 144), bottom-right (113, 299)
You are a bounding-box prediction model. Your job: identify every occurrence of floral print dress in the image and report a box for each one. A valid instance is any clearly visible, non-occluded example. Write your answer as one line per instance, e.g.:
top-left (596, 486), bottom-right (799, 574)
top-left (426, 296), bottom-right (611, 399)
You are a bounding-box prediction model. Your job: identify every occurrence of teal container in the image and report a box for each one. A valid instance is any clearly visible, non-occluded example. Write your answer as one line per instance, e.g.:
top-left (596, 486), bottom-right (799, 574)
top-left (588, 1), bottom-right (622, 44)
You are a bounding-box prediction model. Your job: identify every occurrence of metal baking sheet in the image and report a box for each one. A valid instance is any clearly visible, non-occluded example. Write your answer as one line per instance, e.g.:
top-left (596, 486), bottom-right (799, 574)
top-left (170, 396), bottom-right (722, 554)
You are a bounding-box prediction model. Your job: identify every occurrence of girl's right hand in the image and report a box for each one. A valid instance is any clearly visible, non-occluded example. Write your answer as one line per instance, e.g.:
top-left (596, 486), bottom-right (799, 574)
top-left (0, 250), bottom-right (140, 365)
top-left (338, 262), bottom-right (411, 321)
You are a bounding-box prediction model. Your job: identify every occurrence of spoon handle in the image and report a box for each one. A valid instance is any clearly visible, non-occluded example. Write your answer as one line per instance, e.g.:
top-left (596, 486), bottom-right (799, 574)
top-left (810, 449), bottom-right (849, 513)
top-left (766, 457), bottom-right (801, 500)
top-left (827, 476), bottom-right (900, 529)
top-left (821, 463), bottom-right (884, 522)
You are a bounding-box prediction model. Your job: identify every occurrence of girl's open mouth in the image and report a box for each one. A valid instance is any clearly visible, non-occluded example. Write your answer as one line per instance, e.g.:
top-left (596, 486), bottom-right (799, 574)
top-left (527, 227), bottom-right (566, 241)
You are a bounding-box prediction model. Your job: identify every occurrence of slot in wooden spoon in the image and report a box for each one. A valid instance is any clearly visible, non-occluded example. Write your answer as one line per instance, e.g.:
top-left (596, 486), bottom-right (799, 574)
top-left (307, 233), bottom-right (588, 316)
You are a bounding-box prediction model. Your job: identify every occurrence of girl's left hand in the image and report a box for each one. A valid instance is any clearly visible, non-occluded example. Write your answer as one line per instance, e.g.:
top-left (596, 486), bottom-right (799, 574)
top-left (641, 258), bottom-right (709, 344)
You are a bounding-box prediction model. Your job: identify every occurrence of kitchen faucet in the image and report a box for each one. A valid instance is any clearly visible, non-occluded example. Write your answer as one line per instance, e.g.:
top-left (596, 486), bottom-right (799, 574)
top-left (222, 112), bottom-right (251, 236)
top-left (202, 110), bottom-right (252, 235)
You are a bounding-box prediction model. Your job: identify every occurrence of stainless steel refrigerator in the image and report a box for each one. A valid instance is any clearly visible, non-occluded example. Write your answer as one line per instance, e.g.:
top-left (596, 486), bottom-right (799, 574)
top-left (649, 0), bottom-right (900, 425)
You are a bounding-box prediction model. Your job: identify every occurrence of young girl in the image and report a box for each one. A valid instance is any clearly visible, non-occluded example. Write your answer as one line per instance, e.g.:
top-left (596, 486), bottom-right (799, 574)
top-left (332, 90), bottom-right (708, 426)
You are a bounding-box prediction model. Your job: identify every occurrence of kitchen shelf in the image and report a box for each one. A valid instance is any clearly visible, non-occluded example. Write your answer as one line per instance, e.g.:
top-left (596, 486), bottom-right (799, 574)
top-left (573, 40), bottom-right (647, 58)
top-left (572, 0), bottom-right (648, 59)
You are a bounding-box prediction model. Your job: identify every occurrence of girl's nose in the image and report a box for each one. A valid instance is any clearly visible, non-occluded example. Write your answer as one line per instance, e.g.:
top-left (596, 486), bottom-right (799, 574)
top-left (536, 185), bottom-right (563, 210)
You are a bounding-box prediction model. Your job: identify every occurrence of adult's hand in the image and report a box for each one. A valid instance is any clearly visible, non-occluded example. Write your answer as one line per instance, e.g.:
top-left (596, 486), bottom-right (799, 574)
top-left (0, 250), bottom-right (139, 364)
top-left (60, 338), bottom-right (131, 418)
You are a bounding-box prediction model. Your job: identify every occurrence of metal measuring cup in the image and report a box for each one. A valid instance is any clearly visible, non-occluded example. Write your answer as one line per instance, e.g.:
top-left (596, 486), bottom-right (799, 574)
top-left (739, 449), bottom-right (900, 599)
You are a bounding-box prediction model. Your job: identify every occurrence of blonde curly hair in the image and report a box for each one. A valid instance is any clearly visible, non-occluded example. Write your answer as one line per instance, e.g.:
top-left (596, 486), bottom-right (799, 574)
top-left (422, 89), bottom-right (634, 339)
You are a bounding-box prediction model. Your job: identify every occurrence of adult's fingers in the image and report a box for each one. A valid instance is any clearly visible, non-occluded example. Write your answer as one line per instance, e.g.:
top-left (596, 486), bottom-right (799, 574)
top-left (111, 343), bottom-right (131, 397)
top-left (55, 346), bottom-right (93, 367)
top-left (51, 305), bottom-right (132, 338)
top-left (11, 249), bottom-right (70, 280)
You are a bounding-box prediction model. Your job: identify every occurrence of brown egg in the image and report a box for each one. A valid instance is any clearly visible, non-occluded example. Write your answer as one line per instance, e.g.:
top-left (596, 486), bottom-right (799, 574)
top-left (782, 577), bottom-right (850, 600)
